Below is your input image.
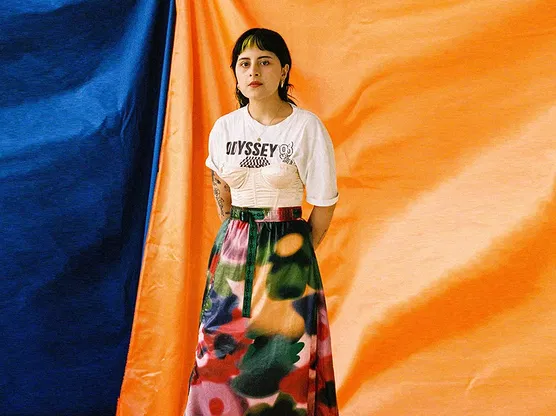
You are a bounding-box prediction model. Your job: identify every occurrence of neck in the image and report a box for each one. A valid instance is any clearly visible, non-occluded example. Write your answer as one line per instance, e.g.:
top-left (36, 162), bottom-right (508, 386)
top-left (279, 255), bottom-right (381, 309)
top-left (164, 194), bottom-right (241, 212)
top-left (247, 95), bottom-right (288, 125)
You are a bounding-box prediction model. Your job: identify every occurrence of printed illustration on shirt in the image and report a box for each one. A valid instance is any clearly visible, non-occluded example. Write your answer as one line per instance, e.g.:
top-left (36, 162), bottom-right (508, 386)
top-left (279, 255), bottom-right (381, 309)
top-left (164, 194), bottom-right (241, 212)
top-left (278, 142), bottom-right (295, 165)
top-left (225, 140), bottom-right (295, 168)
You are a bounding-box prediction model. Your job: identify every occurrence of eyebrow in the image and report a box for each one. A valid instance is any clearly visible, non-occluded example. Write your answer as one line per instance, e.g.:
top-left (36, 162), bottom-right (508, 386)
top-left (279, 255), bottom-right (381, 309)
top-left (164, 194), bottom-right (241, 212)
top-left (238, 56), bottom-right (275, 61)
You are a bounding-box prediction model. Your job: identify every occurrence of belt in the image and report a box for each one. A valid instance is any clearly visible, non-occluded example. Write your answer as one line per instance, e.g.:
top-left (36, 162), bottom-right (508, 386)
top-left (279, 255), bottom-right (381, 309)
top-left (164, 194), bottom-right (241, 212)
top-left (229, 206), bottom-right (302, 317)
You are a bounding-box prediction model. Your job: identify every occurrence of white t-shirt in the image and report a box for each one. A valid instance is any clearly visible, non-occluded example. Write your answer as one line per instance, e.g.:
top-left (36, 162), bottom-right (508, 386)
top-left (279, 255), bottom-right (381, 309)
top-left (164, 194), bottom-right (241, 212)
top-left (205, 104), bottom-right (339, 207)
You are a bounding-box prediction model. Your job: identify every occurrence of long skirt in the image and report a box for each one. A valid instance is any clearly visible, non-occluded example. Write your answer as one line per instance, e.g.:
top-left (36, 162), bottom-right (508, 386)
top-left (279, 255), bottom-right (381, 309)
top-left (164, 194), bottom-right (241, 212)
top-left (185, 206), bottom-right (339, 416)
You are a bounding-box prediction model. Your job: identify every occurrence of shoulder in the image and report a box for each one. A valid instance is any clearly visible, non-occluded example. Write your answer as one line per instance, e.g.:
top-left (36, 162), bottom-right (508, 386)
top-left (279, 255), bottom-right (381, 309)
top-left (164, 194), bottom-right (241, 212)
top-left (290, 107), bottom-right (330, 139)
top-left (290, 107), bottom-right (331, 144)
top-left (291, 106), bottom-right (323, 126)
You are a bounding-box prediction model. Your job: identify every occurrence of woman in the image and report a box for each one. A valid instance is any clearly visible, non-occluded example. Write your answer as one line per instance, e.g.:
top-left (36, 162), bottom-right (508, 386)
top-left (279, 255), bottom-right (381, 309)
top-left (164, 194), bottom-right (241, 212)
top-left (185, 28), bottom-right (339, 416)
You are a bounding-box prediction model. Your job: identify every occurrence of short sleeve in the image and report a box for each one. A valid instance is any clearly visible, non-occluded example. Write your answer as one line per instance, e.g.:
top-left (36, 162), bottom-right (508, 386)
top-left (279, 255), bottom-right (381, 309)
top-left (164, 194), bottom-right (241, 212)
top-left (205, 118), bottom-right (224, 175)
top-left (295, 115), bottom-right (339, 206)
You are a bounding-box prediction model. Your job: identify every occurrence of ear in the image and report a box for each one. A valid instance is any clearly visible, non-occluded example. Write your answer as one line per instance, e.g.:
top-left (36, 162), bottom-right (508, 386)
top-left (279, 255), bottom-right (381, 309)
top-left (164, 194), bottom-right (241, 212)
top-left (282, 64), bottom-right (290, 79)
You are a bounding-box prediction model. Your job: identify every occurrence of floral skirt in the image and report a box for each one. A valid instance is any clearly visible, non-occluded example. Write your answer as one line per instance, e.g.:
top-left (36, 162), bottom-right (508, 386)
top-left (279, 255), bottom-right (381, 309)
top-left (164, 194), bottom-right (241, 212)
top-left (185, 206), bottom-right (338, 416)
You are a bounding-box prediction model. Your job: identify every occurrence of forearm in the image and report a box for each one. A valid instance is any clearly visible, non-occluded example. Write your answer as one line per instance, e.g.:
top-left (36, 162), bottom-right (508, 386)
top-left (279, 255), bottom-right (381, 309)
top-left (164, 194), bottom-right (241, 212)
top-left (307, 204), bottom-right (336, 249)
top-left (211, 171), bottom-right (232, 222)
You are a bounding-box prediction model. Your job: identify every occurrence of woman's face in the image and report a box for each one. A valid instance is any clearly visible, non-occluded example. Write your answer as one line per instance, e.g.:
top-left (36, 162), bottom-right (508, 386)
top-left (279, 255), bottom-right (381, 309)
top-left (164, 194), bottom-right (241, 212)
top-left (235, 47), bottom-right (289, 103)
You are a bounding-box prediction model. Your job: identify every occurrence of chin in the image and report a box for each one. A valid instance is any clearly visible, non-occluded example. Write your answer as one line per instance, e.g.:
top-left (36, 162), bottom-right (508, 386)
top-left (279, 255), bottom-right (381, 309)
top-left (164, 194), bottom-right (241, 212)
top-left (244, 90), bottom-right (273, 102)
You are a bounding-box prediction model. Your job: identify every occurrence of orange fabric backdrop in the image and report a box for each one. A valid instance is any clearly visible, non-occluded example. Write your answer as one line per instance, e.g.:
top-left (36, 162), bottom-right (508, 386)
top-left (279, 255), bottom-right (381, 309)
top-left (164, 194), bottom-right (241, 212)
top-left (118, 1), bottom-right (556, 415)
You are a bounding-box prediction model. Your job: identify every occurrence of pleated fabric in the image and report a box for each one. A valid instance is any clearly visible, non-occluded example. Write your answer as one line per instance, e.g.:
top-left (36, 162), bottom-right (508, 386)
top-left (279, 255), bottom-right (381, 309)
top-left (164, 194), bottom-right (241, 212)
top-left (118, 1), bottom-right (556, 415)
top-left (0, 1), bottom-right (174, 414)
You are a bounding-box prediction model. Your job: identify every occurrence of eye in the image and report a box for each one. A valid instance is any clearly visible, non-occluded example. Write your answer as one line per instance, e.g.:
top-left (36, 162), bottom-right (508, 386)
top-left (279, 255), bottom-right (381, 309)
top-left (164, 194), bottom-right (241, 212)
top-left (260, 60), bottom-right (270, 66)
top-left (239, 61), bottom-right (249, 68)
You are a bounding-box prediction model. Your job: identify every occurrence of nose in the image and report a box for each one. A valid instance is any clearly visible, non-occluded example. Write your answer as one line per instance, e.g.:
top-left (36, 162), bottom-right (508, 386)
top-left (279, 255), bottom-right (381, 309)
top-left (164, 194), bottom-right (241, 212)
top-left (249, 63), bottom-right (260, 77)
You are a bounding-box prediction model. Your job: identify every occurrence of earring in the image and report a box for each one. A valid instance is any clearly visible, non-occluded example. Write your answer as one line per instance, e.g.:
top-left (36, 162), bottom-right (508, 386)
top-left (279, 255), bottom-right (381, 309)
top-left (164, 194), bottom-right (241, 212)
top-left (280, 80), bottom-right (284, 88)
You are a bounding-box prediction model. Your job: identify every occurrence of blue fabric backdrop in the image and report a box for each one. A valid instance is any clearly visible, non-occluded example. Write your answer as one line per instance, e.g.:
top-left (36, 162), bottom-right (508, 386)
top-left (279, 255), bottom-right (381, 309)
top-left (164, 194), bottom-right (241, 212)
top-left (0, 1), bottom-right (174, 414)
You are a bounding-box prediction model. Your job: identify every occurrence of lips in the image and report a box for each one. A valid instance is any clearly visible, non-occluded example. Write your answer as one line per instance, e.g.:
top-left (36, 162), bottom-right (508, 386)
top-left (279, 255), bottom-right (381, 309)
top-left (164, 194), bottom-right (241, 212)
top-left (248, 82), bottom-right (262, 87)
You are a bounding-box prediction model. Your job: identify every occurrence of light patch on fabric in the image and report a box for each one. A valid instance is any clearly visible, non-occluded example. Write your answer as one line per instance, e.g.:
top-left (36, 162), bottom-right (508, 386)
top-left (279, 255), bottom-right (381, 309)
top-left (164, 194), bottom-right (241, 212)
top-left (275, 233), bottom-right (304, 257)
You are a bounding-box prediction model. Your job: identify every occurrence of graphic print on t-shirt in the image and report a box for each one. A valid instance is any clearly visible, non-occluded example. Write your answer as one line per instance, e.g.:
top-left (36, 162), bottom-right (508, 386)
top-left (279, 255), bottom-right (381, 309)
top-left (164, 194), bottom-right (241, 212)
top-left (278, 142), bottom-right (295, 165)
top-left (240, 156), bottom-right (269, 168)
top-left (226, 140), bottom-right (295, 168)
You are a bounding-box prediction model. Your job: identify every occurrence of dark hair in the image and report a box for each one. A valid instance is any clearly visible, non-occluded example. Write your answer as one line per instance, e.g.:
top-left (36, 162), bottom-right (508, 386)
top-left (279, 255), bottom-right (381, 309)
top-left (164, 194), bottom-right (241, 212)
top-left (230, 28), bottom-right (296, 107)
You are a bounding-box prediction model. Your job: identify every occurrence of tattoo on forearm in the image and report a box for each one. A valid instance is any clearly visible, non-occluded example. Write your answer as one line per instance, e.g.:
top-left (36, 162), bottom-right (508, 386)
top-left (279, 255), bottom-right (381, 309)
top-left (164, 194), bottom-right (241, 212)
top-left (212, 171), bottom-right (230, 219)
top-left (212, 171), bottom-right (221, 186)
top-left (212, 172), bottom-right (224, 216)
top-left (215, 190), bottom-right (225, 216)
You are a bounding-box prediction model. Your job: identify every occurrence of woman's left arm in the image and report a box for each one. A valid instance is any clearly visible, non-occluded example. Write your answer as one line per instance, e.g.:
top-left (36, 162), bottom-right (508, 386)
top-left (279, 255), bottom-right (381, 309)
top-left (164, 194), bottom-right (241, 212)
top-left (308, 204), bottom-right (336, 250)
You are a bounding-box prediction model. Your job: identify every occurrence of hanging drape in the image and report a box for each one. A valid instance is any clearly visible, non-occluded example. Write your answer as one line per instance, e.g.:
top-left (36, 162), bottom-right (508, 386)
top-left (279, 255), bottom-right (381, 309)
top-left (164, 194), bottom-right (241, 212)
top-left (2, 0), bottom-right (554, 415)
top-left (118, 1), bottom-right (556, 415)
top-left (0, 1), bottom-right (174, 414)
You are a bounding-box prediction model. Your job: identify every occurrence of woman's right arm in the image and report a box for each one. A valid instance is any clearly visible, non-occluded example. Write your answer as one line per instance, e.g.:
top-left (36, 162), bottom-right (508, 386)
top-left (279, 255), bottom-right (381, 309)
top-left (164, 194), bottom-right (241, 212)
top-left (211, 171), bottom-right (232, 222)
